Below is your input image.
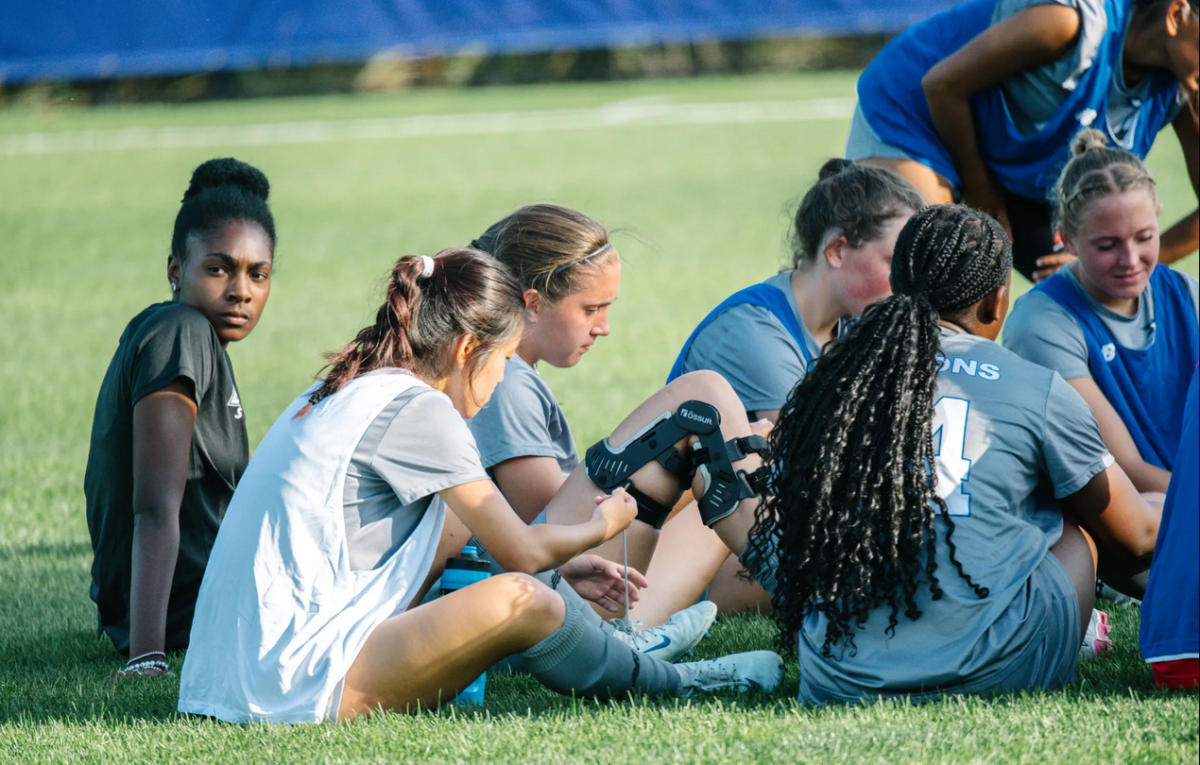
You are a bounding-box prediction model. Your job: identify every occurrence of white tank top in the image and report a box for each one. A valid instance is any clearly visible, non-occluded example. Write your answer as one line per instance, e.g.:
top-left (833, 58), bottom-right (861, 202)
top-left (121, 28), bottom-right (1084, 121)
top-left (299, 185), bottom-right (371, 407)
top-left (178, 371), bottom-right (446, 723)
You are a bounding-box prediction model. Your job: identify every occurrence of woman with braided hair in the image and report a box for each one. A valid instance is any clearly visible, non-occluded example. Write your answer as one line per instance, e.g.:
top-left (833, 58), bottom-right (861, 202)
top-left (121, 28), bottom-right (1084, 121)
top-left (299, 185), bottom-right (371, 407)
top-left (735, 204), bottom-right (1160, 702)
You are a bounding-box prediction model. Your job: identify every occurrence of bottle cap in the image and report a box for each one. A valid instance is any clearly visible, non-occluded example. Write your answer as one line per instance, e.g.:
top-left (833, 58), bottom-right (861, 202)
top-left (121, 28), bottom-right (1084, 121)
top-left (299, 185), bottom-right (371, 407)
top-left (462, 545), bottom-right (479, 557)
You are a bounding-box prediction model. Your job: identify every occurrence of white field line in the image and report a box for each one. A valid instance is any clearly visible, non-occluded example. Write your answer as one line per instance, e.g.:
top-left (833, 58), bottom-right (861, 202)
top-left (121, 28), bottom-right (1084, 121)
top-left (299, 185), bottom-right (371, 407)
top-left (0, 97), bottom-right (855, 156)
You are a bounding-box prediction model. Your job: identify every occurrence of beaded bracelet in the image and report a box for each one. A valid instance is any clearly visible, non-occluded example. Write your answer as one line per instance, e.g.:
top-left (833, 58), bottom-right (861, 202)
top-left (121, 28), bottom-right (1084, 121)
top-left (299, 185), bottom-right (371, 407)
top-left (124, 659), bottom-right (170, 674)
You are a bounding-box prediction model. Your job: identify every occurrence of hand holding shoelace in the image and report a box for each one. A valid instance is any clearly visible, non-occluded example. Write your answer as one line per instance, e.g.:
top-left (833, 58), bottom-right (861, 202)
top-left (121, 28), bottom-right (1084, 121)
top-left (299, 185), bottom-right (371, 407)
top-left (559, 553), bottom-right (648, 613)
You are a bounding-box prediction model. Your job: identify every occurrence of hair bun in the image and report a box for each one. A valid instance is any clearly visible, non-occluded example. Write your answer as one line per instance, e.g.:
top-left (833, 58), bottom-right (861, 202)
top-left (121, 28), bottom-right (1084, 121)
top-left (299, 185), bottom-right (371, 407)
top-left (818, 158), bottom-right (856, 181)
top-left (1069, 129), bottom-right (1108, 158)
top-left (183, 158), bottom-right (270, 202)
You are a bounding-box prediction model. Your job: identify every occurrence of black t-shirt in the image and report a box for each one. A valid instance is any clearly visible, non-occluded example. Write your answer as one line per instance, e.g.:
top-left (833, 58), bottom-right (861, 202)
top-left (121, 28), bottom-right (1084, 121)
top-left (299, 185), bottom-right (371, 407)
top-left (84, 303), bottom-right (249, 655)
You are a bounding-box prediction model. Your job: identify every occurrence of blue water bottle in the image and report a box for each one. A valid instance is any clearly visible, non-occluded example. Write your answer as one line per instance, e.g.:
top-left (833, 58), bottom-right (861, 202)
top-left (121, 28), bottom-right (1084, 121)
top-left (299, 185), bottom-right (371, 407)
top-left (439, 545), bottom-right (493, 705)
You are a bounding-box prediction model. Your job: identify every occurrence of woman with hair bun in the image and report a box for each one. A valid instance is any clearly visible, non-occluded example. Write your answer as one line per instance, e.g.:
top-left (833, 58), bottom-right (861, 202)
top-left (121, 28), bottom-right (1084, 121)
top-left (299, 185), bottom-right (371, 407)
top-left (1004, 130), bottom-right (1199, 502)
top-left (178, 249), bottom-right (783, 723)
top-left (85, 158), bottom-right (277, 680)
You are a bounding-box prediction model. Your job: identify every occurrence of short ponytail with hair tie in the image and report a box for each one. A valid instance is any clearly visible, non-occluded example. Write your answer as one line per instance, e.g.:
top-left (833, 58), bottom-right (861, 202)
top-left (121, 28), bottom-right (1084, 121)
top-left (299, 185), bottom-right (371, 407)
top-left (297, 248), bottom-right (524, 416)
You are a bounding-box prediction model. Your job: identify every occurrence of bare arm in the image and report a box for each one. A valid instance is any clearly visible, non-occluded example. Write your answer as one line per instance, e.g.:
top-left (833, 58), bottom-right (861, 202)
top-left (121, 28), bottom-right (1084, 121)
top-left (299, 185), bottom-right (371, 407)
top-left (1066, 376), bottom-right (1172, 493)
top-left (439, 480), bottom-right (635, 574)
top-left (1159, 105), bottom-right (1200, 265)
top-left (922, 4), bottom-right (1082, 227)
top-left (1061, 463), bottom-right (1160, 559)
top-left (128, 377), bottom-right (197, 664)
top-left (491, 456), bottom-right (568, 526)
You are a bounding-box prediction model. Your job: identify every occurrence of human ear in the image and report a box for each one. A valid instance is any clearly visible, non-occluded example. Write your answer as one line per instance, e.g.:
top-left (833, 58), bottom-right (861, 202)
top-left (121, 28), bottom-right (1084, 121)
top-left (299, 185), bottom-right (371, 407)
top-left (454, 334), bottom-right (481, 369)
top-left (823, 233), bottom-right (850, 268)
top-left (167, 255), bottom-right (183, 295)
top-left (1166, 0), bottom-right (1191, 35)
top-left (1058, 226), bottom-right (1079, 256)
top-left (522, 288), bottom-right (543, 322)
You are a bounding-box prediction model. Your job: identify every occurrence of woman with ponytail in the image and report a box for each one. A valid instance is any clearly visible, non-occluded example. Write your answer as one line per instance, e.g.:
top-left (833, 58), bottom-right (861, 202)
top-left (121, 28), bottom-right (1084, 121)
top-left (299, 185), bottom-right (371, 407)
top-left (178, 249), bottom-right (783, 724)
top-left (85, 158), bottom-right (277, 680)
top-left (736, 204), bottom-right (1160, 701)
top-left (593, 160), bottom-right (921, 624)
top-left (1005, 130), bottom-right (1199, 504)
top-left (464, 204), bottom-right (720, 659)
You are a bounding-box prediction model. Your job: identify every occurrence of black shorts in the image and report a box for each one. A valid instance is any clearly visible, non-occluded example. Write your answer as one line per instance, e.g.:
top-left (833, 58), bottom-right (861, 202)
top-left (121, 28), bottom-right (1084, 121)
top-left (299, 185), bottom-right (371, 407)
top-left (1004, 191), bottom-right (1058, 282)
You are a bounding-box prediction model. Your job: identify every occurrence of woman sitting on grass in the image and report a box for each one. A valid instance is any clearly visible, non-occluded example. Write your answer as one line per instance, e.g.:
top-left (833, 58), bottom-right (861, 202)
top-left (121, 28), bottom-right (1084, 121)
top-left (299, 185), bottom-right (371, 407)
top-left (85, 158), bottom-right (276, 680)
top-left (648, 159), bottom-right (921, 620)
top-left (464, 203), bottom-right (718, 655)
top-left (1004, 131), bottom-right (1199, 503)
top-left (177, 249), bottom-right (782, 723)
top-left (742, 204), bottom-right (1160, 702)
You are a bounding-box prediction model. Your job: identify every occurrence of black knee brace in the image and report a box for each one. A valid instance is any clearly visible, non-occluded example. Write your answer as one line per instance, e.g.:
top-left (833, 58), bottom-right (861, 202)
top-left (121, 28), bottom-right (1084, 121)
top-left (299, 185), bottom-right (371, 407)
top-left (584, 400), bottom-right (771, 529)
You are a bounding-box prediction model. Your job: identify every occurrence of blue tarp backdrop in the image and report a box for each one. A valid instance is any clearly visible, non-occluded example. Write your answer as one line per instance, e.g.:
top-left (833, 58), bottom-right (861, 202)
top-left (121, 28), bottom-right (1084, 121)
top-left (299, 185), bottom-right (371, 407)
top-left (1, 1), bottom-right (956, 85)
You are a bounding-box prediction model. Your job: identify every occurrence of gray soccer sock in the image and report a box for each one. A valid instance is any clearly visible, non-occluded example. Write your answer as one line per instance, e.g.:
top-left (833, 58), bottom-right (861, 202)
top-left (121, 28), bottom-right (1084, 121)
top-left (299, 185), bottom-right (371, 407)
top-left (520, 592), bottom-right (683, 700)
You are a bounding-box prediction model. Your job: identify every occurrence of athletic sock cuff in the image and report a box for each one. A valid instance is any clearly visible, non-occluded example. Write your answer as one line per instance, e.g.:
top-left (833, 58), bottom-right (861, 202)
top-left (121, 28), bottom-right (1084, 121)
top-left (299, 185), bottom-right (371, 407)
top-left (520, 593), bottom-right (586, 674)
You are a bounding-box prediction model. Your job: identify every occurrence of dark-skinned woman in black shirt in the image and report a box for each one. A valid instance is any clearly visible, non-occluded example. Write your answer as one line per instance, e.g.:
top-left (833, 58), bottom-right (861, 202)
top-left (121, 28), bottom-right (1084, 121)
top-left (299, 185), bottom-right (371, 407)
top-left (85, 158), bottom-right (276, 681)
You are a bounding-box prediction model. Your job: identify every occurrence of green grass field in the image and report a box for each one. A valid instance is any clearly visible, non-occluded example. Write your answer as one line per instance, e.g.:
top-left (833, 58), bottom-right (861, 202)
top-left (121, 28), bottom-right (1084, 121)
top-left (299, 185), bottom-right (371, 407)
top-left (1, 72), bottom-right (1197, 764)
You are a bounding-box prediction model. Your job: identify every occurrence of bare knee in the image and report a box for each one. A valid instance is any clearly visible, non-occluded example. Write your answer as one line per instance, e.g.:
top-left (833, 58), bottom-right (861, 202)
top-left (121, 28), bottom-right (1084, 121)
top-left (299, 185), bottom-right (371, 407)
top-left (667, 371), bottom-right (745, 421)
top-left (491, 573), bottom-right (565, 627)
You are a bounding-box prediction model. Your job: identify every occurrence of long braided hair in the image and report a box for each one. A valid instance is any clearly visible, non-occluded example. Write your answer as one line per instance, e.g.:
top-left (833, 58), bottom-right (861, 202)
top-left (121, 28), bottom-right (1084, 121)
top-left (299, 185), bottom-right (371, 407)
top-left (745, 204), bottom-right (1012, 656)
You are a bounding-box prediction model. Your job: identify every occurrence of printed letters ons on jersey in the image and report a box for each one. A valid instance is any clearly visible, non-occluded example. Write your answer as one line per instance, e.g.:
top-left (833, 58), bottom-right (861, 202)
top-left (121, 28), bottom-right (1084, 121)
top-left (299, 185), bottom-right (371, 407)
top-left (932, 396), bottom-right (972, 517)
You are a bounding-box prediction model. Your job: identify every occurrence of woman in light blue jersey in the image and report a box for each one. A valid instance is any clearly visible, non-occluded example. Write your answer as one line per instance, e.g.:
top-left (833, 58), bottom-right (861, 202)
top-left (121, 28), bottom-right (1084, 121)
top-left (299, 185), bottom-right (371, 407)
top-left (463, 204), bottom-right (722, 652)
top-left (656, 160), bottom-right (921, 621)
top-left (1004, 131), bottom-right (1198, 500)
top-left (850, 0), bottom-right (1198, 281)
top-left (735, 204), bottom-right (1161, 702)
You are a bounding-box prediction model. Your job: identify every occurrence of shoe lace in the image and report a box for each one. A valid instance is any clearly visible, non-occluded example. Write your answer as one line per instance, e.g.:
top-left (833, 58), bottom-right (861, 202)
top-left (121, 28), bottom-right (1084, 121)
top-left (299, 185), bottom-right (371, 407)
top-left (610, 617), bottom-right (643, 636)
top-left (688, 659), bottom-right (742, 688)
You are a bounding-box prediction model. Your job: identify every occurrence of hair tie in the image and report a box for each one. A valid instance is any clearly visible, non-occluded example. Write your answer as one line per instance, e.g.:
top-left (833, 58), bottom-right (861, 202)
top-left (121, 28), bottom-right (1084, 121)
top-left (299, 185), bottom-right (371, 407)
top-left (419, 256), bottom-right (435, 279)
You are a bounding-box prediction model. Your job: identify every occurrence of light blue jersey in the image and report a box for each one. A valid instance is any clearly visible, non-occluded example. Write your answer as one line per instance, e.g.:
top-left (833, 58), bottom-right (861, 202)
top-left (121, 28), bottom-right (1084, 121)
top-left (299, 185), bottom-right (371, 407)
top-left (799, 329), bottom-right (1112, 703)
top-left (468, 356), bottom-right (579, 477)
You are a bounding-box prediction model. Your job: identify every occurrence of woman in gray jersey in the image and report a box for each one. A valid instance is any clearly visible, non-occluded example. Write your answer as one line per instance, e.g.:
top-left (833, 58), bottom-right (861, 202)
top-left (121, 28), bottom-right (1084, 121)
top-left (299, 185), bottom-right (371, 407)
top-left (655, 160), bottom-right (922, 620)
top-left (1004, 131), bottom-right (1200, 498)
top-left (465, 204), bottom-right (720, 653)
top-left (179, 249), bottom-right (783, 723)
top-left (732, 204), bottom-right (1160, 701)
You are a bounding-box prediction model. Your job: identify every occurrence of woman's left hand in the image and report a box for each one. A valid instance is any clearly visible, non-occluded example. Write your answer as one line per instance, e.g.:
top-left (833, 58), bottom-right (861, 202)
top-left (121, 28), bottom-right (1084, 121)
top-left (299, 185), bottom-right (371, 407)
top-left (558, 554), bottom-right (649, 613)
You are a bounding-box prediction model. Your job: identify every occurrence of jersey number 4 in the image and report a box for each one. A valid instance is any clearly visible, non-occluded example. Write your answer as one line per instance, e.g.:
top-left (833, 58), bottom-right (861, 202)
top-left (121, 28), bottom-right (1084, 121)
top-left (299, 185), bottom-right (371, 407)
top-left (931, 396), bottom-right (972, 517)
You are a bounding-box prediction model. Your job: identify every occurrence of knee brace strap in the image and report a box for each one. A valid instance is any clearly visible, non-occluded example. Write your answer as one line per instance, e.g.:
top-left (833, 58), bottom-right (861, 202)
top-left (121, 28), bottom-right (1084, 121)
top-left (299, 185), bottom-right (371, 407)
top-left (584, 401), bottom-right (771, 530)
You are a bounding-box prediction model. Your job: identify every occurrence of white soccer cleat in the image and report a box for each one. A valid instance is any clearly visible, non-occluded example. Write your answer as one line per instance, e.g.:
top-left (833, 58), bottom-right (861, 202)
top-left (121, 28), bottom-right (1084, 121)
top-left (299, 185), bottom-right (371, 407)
top-left (1079, 608), bottom-right (1113, 660)
top-left (674, 650), bottom-right (784, 697)
top-left (612, 601), bottom-right (718, 664)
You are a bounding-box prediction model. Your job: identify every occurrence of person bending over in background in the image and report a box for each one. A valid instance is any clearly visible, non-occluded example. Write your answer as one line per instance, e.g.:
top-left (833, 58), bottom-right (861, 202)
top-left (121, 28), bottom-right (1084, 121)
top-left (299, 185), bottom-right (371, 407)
top-left (849, 0), bottom-right (1198, 281)
top-left (85, 158), bottom-right (276, 680)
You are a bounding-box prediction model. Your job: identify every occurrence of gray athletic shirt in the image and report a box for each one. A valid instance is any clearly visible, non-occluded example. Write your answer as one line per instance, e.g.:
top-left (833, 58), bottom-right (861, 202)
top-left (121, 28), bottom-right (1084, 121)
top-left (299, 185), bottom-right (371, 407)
top-left (341, 371), bottom-right (489, 572)
top-left (467, 356), bottom-right (580, 476)
top-left (675, 272), bottom-right (822, 413)
top-left (1003, 266), bottom-right (1200, 379)
top-left (799, 329), bottom-right (1112, 703)
top-left (994, 0), bottom-right (1185, 141)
